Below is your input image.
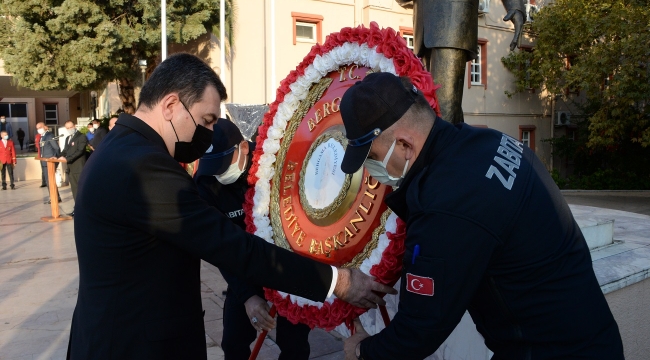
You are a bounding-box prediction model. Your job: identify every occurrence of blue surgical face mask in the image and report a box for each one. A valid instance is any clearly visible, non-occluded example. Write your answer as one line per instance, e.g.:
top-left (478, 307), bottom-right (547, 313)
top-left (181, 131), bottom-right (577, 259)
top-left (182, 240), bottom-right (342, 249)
top-left (363, 139), bottom-right (409, 187)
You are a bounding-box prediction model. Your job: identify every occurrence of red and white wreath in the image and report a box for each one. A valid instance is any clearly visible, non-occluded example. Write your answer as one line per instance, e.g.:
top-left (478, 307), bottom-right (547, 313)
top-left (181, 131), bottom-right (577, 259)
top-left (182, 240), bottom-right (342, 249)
top-left (244, 22), bottom-right (440, 331)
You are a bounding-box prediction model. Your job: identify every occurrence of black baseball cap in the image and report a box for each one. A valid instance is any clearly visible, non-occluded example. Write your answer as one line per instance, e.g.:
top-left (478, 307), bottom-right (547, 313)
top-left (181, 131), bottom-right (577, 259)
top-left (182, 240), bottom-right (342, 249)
top-left (340, 72), bottom-right (419, 174)
top-left (196, 118), bottom-right (243, 177)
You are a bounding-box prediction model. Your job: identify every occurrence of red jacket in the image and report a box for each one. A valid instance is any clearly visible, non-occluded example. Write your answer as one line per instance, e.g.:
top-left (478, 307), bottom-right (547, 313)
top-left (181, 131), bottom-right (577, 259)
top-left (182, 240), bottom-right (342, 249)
top-left (0, 139), bottom-right (17, 165)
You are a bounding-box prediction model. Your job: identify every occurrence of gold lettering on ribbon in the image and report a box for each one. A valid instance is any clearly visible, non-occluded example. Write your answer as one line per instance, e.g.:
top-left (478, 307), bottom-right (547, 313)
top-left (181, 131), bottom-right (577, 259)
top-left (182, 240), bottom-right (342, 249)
top-left (323, 102), bottom-right (331, 117)
top-left (338, 68), bottom-right (347, 82)
top-left (348, 64), bottom-right (361, 80)
top-left (358, 201), bottom-right (373, 215)
top-left (296, 231), bottom-right (305, 247)
top-left (363, 190), bottom-right (376, 200)
top-left (331, 97), bottom-right (341, 113)
top-left (349, 210), bottom-right (365, 232)
top-left (365, 176), bottom-right (380, 190)
top-left (308, 98), bottom-right (343, 132)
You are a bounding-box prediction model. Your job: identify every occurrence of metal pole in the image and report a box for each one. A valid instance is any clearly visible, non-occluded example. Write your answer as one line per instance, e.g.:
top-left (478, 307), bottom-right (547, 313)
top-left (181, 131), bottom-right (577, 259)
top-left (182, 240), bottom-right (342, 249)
top-left (270, 0), bottom-right (276, 102)
top-left (220, 0), bottom-right (225, 78)
top-left (161, 0), bottom-right (167, 60)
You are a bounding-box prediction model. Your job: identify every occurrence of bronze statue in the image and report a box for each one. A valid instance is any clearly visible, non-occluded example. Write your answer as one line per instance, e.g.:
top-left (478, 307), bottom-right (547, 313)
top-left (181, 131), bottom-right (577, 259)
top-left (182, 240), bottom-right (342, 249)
top-left (397, 0), bottom-right (525, 124)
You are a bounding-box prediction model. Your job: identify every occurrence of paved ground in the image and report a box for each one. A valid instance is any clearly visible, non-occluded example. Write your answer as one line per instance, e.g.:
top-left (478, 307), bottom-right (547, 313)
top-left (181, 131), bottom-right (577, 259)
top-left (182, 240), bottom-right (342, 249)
top-left (0, 179), bottom-right (647, 359)
top-left (562, 191), bottom-right (650, 216)
top-left (0, 180), bottom-right (344, 360)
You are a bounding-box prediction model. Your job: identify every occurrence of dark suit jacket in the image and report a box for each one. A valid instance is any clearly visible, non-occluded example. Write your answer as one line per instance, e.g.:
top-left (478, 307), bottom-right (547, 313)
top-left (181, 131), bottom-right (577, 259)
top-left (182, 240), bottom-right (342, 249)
top-left (90, 126), bottom-right (108, 149)
top-left (39, 131), bottom-right (60, 158)
top-left (67, 114), bottom-right (333, 360)
top-left (61, 131), bottom-right (87, 174)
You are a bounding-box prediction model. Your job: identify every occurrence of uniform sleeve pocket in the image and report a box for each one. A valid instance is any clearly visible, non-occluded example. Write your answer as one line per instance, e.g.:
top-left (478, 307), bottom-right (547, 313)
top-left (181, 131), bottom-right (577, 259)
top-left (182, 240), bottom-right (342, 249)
top-left (399, 252), bottom-right (444, 322)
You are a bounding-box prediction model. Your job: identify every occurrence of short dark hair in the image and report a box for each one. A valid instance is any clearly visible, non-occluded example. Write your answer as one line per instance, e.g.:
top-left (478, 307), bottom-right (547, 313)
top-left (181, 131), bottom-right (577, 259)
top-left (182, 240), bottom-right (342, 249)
top-left (138, 53), bottom-right (227, 110)
top-left (400, 76), bottom-right (435, 120)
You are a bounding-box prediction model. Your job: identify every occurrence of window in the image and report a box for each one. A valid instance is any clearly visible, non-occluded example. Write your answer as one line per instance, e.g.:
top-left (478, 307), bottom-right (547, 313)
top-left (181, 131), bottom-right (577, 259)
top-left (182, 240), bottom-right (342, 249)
top-left (521, 131), bottom-right (530, 147)
top-left (292, 12), bottom-right (323, 45)
top-left (400, 27), bottom-right (414, 52)
top-left (0, 103), bottom-right (27, 118)
top-left (44, 104), bottom-right (58, 125)
top-left (470, 47), bottom-right (482, 85)
top-left (468, 39), bottom-right (488, 89)
top-left (296, 22), bottom-right (316, 43)
top-left (519, 125), bottom-right (536, 152)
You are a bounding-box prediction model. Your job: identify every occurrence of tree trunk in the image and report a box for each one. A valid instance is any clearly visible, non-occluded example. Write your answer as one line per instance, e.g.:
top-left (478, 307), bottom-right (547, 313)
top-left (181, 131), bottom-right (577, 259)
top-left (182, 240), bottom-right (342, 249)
top-left (118, 78), bottom-right (137, 114)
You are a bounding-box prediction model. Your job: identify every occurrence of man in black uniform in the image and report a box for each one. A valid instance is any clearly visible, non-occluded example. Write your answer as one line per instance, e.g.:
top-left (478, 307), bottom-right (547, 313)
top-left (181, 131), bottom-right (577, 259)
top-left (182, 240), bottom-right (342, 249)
top-left (195, 119), bottom-right (312, 359)
top-left (89, 119), bottom-right (108, 150)
top-left (66, 53), bottom-right (394, 360)
top-left (59, 121), bottom-right (88, 201)
top-left (58, 121), bottom-right (88, 208)
top-left (339, 73), bottom-right (624, 360)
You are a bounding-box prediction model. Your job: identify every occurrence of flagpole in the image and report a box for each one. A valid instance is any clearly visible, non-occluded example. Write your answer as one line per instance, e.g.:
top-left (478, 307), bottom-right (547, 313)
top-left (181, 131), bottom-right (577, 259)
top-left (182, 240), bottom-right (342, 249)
top-left (161, 0), bottom-right (167, 60)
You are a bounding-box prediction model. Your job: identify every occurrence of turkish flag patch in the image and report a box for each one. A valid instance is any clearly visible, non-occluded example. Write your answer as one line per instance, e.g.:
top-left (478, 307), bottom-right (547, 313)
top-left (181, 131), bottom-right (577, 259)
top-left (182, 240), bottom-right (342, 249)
top-left (406, 273), bottom-right (434, 296)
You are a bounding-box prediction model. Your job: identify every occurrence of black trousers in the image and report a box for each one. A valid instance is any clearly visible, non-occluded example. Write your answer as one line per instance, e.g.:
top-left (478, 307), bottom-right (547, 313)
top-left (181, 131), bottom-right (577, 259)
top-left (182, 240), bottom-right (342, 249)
top-left (69, 171), bottom-right (81, 201)
top-left (221, 288), bottom-right (311, 360)
top-left (41, 161), bottom-right (61, 200)
top-left (40, 162), bottom-right (47, 186)
top-left (1, 163), bottom-right (14, 187)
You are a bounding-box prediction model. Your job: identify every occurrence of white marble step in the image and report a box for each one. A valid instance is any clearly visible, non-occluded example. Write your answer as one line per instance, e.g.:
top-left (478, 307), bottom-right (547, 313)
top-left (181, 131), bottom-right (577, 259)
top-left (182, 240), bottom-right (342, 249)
top-left (576, 218), bottom-right (615, 250)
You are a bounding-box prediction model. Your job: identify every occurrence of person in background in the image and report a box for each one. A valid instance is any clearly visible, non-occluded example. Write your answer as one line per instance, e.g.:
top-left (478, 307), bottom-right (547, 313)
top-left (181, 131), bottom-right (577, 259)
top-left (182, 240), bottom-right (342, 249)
top-left (35, 129), bottom-right (46, 187)
top-left (195, 119), bottom-right (312, 360)
top-left (108, 115), bottom-right (118, 131)
top-left (0, 130), bottom-right (17, 190)
top-left (36, 122), bottom-right (61, 203)
top-left (0, 116), bottom-right (13, 139)
top-left (58, 121), bottom-right (88, 215)
top-left (89, 119), bottom-right (108, 150)
top-left (16, 128), bottom-right (25, 150)
top-left (86, 123), bottom-right (95, 142)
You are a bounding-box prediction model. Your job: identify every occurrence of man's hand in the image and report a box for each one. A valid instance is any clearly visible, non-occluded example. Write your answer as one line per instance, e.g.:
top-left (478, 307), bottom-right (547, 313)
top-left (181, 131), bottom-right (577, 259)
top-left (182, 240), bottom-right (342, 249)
top-left (243, 295), bottom-right (276, 332)
top-left (344, 318), bottom-right (370, 360)
top-left (503, 9), bottom-right (525, 51)
top-left (57, 156), bottom-right (67, 162)
top-left (334, 268), bottom-right (397, 308)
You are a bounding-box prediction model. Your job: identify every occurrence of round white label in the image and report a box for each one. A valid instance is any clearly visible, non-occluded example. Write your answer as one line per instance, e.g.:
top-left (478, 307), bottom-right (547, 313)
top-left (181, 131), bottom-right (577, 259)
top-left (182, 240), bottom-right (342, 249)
top-left (303, 139), bottom-right (347, 209)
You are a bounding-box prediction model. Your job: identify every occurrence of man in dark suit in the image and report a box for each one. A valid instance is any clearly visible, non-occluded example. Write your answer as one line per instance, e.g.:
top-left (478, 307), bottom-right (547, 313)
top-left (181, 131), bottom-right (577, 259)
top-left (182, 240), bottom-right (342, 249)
top-left (89, 119), bottom-right (108, 150)
top-left (36, 122), bottom-right (61, 204)
top-left (66, 53), bottom-right (394, 360)
top-left (58, 121), bottom-right (87, 214)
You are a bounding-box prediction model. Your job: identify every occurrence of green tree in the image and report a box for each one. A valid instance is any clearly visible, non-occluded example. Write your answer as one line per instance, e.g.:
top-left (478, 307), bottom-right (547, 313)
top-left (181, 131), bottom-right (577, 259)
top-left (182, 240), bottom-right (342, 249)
top-left (0, 0), bottom-right (236, 114)
top-left (501, 0), bottom-right (650, 189)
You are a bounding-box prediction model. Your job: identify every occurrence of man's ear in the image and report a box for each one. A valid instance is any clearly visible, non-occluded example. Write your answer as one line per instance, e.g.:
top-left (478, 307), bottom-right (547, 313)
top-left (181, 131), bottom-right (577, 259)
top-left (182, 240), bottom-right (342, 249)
top-left (240, 141), bottom-right (250, 155)
top-left (396, 133), bottom-right (415, 161)
top-left (160, 93), bottom-right (181, 121)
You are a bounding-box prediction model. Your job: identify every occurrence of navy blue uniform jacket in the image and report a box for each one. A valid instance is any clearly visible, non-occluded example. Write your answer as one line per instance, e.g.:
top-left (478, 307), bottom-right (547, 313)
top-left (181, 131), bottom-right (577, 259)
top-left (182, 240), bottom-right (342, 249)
top-left (67, 115), bottom-right (332, 360)
top-left (360, 118), bottom-right (623, 359)
top-left (194, 154), bottom-right (264, 304)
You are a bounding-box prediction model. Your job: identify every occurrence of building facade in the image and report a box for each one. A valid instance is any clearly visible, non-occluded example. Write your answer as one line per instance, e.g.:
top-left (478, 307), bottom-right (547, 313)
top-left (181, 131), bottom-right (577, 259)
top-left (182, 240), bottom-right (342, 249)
top-left (190, 0), bottom-right (554, 167)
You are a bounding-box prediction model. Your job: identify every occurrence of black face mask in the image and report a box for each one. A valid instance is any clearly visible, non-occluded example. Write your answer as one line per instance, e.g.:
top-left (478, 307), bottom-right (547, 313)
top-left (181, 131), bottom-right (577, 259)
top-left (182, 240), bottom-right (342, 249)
top-left (171, 101), bottom-right (214, 163)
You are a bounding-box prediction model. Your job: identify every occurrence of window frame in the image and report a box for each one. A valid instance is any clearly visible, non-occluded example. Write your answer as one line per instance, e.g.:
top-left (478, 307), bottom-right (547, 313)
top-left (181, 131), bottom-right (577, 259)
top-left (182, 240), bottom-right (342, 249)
top-left (467, 38), bottom-right (488, 89)
top-left (400, 26), bottom-right (414, 52)
top-left (44, 103), bottom-right (59, 126)
top-left (292, 12), bottom-right (323, 45)
top-left (519, 125), bottom-right (536, 152)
